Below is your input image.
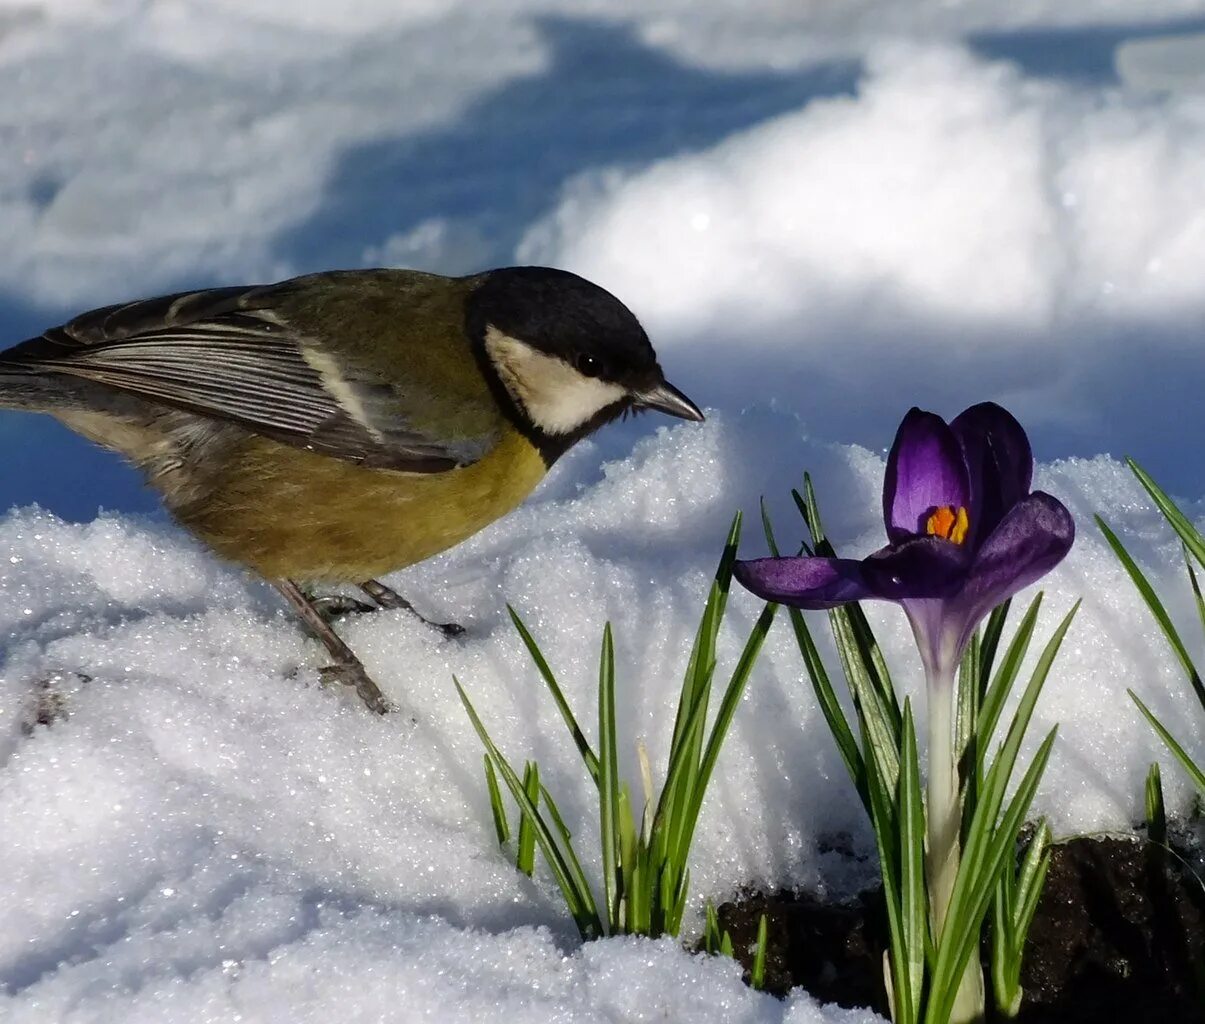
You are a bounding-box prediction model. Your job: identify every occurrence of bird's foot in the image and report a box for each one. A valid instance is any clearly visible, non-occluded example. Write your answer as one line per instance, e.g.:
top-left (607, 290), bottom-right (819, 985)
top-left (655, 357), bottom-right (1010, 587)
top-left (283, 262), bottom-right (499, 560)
top-left (309, 594), bottom-right (378, 622)
top-left (318, 661), bottom-right (393, 716)
top-left (359, 579), bottom-right (466, 638)
top-left (426, 618), bottom-right (466, 639)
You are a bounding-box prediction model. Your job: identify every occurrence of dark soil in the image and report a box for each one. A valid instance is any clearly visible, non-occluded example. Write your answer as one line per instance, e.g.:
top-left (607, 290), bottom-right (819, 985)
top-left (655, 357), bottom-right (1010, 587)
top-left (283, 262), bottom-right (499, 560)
top-left (716, 834), bottom-right (1205, 1022)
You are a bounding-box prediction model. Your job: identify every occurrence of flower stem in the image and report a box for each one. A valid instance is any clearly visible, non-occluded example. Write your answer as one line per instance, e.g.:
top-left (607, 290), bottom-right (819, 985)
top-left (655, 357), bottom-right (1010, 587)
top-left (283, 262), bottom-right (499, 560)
top-left (926, 664), bottom-right (959, 936)
top-left (926, 659), bottom-right (985, 1023)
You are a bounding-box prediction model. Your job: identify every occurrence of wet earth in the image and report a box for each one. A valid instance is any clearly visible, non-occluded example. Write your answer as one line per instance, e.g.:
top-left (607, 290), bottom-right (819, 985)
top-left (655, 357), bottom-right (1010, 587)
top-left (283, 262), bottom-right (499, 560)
top-left (716, 833), bottom-right (1205, 1022)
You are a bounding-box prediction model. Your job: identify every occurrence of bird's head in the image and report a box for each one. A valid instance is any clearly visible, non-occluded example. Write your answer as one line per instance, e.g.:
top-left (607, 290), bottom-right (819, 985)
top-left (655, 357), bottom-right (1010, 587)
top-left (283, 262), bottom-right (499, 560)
top-left (466, 266), bottom-right (702, 461)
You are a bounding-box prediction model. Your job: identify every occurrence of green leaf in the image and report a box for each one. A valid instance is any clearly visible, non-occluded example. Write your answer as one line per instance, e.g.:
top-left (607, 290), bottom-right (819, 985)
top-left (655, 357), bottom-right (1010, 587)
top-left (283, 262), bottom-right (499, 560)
top-left (703, 901), bottom-right (723, 955)
top-left (1130, 690), bottom-right (1205, 796)
top-left (927, 728), bottom-right (1057, 1024)
top-left (669, 866), bottom-right (692, 936)
top-left (956, 629), bottom-right (981, 799)
top-left (1146, 762), bottom-right (1167, 846)
top-left (720, 928), bottom-right (734, 959)
top-left (598, 623), bottom-right (622, 931)
top-left (830, 602), bottom-right (902, 796)
top-left (899, 700), bottom-right (927, 1022)
top-left (483, 755), bottom-right (510, 846)
top-left (927, 603), bottom-right (1076, 1024)
top-left (1127, 458), bottom-right (1205, 569)
top-left (759, 496), bottom-right (781, 558)
top-left (799, 475), bottom-right (902, 739)
top-left (538, 781), bottom-right (603, 929)
top-left (751, 913), bottom-right (769, 991)
top-left (989, 877), bottom-right (1012, 1017)
top-left (977, 594), bottom-right (1044, 769)
top-left (1012, 847), bottom-right (1050, 963)
top-left (864, 726), bottom-right (914, 1024)
top-left (787, 605), bottom-right (867, 805)
top-left (1184, 558), bottom-right (1205, 713)
top-left (656, 515), bottom-right (742, 889)
top-left (979, 600), bottom-right (1012, 684)
top-left (961, 601), bottom-right (1010, 836)
top-left (1097, 516), bottom-right (1205, 707)
top-left (1012, 820), bottom-right (1051, 936)
top-left (618, 785), bottom-right (639, 933)
top-left (516, 762), bottom-right (540, 876)
top-left (508, 606), bottom-right (600, 782)
top-left (990, 818), bottom-right (1051, 1017)
top-left (455, 678), bottom-right (603, 939)
top-left (679, 602), bottom-right (778, 886)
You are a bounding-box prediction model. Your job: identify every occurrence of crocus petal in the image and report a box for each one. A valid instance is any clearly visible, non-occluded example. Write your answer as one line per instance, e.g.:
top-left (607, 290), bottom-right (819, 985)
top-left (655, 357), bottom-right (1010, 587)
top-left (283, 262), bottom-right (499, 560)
top-left (734, 556), bottom-right (873, 609)
top-left (950, 402), bottom-right (1033, 545)
top-left (883, 408), bottom-right (970, 542)
top-left (860, 535), bottom-right (971, 601)
top-left (952, 491), bottom-right (1075, 650)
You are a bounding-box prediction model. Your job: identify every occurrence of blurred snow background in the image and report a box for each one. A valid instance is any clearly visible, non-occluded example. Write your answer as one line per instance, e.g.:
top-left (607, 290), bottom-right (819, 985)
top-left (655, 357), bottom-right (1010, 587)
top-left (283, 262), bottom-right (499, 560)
top-left (2, 2), bottom-right (1205, 1021)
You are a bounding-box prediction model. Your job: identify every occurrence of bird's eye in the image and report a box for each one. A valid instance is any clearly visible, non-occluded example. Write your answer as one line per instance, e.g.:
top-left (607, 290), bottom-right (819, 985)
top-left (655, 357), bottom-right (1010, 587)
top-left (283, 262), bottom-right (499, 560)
top-left (575, 353), bottom-right (602, 377)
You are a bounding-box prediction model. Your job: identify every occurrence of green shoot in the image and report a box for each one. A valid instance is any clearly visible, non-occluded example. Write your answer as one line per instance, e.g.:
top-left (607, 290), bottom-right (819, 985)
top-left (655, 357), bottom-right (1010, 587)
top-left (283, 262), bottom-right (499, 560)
top-left (1100, 462), bottom-right (1205, 807)
top-left (768, 479), bottom-right (1071, 1022)
top-left (457, 513), bottom-right (775, 941)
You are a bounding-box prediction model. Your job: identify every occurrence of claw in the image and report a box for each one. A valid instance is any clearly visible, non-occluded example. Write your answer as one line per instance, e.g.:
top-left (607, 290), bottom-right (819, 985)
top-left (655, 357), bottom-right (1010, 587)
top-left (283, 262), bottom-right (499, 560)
top-left (359, 579), bottom-right (466, 637)
top-left (318, 662), bottom-right (393, 715)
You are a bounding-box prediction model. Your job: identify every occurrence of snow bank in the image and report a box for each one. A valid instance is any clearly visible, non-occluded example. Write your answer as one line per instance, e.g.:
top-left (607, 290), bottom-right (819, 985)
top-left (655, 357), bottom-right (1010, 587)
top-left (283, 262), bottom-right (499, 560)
top-left (523, 43), bottom-right (1205, 487)
top-left (3, 2), bottom-right (1205, 1021)
top-left (2, 414), bottom-right (1200, 1020)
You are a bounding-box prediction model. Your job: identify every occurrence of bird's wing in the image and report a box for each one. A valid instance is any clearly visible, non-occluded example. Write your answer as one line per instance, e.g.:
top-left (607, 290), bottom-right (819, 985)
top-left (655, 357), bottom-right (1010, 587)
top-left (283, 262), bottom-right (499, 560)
top-left (1, 283), bottom-right (498, 472)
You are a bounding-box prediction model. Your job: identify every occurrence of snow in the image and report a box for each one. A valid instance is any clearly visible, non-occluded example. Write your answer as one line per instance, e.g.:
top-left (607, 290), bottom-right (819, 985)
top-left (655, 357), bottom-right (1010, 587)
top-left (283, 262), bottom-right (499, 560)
top-left (2, 2), bottom-right (1205, 1021)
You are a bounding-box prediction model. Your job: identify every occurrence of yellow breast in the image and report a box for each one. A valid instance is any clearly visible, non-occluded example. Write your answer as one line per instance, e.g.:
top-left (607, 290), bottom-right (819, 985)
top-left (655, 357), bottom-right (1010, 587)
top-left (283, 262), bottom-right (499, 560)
top-left (176, 426), bottom-right (548, 582)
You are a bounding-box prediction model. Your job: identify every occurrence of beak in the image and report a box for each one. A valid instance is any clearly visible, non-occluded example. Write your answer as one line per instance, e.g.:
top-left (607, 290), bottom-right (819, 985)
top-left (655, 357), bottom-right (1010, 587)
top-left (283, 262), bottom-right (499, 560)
top-left (633, 380), bottom-right (705, 422)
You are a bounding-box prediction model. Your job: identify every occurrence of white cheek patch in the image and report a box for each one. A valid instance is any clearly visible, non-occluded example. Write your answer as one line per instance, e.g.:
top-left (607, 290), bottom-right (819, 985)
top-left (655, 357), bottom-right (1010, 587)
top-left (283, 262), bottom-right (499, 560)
top-left (485, 326), bottom-right (626, 435)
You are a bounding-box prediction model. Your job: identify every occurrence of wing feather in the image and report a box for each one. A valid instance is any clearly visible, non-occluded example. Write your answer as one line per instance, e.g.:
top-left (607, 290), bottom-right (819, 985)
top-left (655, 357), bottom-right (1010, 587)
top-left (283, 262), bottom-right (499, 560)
top-left (2, 283), bottom-right (496, 472)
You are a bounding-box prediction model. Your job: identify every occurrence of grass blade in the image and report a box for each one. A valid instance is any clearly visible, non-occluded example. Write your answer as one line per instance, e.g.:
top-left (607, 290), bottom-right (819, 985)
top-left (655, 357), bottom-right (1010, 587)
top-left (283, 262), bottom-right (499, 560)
top-left (1012, 820), bottom-right (1051, 935)
top-left (1127, 458), bottom-right (1205, 568)
top-left (800, 475), bottom-right (902, 738)
top-left (1184, 559), bottom-right (1205, 712)
top-left (789, 604), bottom-right (867, 803)
top-left (508, 606), bottom-right (600, 782)
top-left (927, 728), bottom-right (1057, 1024)
top-left (680, 602), bottom-right (779, 878)
top-left (538, 782), bottom-right (603, 927)
top-left (751, 913), bottom-right (769, 991)
top-left (483, 755), bottom-right (510, 846)
top-left (1146, 762), bottom-right (1167, 846)
top-left (978, 600), bottom-right (1012, 684)
top-left (455, 678), bottom-right (603, 939)
top-left (864, 724), bottom-right (913, 1024)
top-left (977, 594), bottom-right (1043, 766)
top-left (1130, 690), bottom-right (1205, 796)
top-left (598, 623), bottom-right (621, 931)
top-left (927, 604), bottom-right (1077, 1024)
top-left (516, 761), bottom-right (539, 876)
top-left (899, 700), bottom-right (928, 1022)
top-left (1097, 516), bottom-right (1205, 703)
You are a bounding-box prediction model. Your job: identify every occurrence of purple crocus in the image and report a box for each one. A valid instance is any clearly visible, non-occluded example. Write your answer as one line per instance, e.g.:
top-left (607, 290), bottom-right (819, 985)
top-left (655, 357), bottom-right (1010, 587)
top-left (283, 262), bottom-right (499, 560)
top-left (735, 403), bottom-right (1074, 683)
top-left (736, 402), bottom-right (1074, 1010)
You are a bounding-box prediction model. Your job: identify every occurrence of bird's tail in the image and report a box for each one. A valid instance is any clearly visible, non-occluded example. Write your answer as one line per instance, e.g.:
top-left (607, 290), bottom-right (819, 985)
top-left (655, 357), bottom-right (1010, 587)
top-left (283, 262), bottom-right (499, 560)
top-left (0, 364), bottom-right (88, 413)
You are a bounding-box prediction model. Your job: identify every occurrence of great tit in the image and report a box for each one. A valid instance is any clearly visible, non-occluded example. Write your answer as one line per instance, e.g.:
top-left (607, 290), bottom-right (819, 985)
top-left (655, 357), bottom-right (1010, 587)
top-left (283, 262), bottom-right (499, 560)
top-left (0, 266), bottom-right (703, 713)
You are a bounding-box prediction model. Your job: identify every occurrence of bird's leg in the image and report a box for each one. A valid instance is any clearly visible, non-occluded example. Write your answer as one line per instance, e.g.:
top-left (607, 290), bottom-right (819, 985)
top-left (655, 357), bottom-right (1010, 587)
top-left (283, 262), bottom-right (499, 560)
top-left (273, 579), bottom-right (391, 715)
top-left (359, 579), bottom-right (465, 638)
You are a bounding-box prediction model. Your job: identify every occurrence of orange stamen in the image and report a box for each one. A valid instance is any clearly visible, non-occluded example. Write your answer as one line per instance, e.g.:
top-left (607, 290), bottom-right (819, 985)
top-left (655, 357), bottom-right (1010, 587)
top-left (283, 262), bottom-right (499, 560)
top-left (926, 505), bottom-right (970, 544)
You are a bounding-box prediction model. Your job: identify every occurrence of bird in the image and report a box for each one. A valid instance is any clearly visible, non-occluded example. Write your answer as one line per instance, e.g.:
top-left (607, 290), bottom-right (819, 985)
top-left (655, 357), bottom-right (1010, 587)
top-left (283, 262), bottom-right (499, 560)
top-left (0, 266), bottom-right (703, 713)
